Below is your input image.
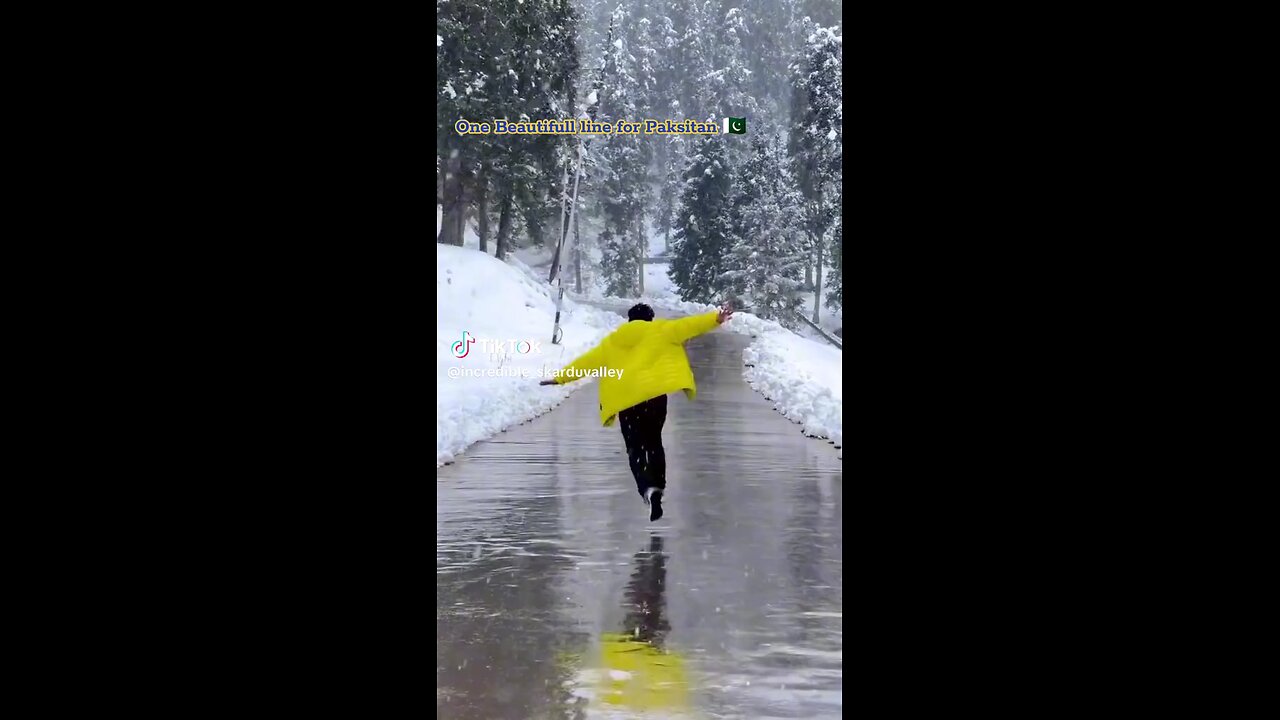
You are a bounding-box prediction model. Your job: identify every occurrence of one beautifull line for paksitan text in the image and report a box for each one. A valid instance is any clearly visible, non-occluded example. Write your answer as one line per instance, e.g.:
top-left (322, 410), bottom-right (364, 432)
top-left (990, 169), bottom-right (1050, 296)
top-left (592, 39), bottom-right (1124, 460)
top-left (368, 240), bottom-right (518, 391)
top-left (454, 118), bottom-right (722, 135)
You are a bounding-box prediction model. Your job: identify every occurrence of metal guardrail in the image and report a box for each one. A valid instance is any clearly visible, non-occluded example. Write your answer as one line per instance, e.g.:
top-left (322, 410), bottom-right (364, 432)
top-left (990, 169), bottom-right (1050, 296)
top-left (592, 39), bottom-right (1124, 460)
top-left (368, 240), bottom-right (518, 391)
top-left (792, 311), bottom-right (843, 350)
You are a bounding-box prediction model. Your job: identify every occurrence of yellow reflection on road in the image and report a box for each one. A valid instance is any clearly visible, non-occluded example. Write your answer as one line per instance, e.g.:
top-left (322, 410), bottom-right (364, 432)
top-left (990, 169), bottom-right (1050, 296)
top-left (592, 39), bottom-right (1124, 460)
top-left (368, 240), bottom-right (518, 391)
top-left (597, 631), bottom-right (690, 710)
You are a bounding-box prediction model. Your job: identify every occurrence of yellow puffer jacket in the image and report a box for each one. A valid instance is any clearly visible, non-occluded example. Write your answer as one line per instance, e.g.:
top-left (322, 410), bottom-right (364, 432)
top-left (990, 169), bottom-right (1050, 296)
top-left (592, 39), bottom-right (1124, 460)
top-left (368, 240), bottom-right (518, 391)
top-left (555, 311), bottom-right (720, 426)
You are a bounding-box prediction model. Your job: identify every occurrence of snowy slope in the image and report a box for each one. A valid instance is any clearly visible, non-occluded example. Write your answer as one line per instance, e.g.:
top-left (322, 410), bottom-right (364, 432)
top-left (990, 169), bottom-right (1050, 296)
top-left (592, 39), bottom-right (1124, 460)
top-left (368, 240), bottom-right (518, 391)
top-left (437, 245), bottom-right (624, 466)
top-left (642, 263), bottom-right (678, 303)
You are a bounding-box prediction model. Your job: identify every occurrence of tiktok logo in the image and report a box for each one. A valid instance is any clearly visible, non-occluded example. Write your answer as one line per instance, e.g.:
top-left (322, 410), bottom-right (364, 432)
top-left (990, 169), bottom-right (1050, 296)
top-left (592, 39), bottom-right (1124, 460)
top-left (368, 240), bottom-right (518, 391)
top-left (451, 331), bottom-right (475, 359)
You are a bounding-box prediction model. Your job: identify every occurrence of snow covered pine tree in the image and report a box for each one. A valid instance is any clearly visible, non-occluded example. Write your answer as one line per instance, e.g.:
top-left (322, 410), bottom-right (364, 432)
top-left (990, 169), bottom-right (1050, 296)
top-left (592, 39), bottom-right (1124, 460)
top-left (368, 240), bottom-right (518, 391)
top-left (668, 135), bottom-right (733, 304)
top-left (724, 135), bottom-right (806, 326)
top-left (596, 3), bottom-right (651, 296)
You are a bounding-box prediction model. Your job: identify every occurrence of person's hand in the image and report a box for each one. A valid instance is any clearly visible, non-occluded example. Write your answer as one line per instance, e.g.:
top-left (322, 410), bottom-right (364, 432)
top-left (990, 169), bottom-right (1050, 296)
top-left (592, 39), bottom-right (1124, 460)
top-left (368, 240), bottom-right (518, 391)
top-left (539, 379), bottom-right (557, 386)
top-left (716, 302), bottom-right (735, 324)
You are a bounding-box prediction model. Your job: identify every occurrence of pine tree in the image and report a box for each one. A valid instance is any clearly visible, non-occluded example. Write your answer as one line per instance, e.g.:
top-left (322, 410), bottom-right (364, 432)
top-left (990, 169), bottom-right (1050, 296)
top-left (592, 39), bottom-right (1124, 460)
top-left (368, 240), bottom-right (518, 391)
top-left (435, 0), bottom-right (581, 256)
top-left (595, 2), bottom-right (650, 296)
top-left (712, 3), bottom-right (761, 124)
top-left (742, 0), bottom-right (801, 123)
top-left (669, 136), bottom-right (733, 303)
top-left (724, 135), bottom-right (806, 326)
top-left (808, 23), bottom-right (841, 315)
top-left (647, 0), bottom-right (688, 255)
top-left (789, 19), bottom-right (842, 321)
top-left (826, 201), bottom-right (842, 312)
top-left (599, 224), bottom-right (639, 296)
top-left (722, 137), bottom-right (771, 301)
top-left (437, 0), bottom-right (501, 246)
top-left (661, 0), bottom-right (704, 120)
top-left (798, 0), bottom-right (842, 28)
top-left (497, 0), bottom-right (579, 256)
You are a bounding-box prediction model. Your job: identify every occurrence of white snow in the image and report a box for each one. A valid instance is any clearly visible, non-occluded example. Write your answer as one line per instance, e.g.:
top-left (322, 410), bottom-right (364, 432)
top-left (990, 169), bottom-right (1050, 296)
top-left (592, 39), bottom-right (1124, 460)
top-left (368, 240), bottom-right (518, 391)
top-left (437, 35), bottom-right (443, 48)
top-left (637, 264), bottom-right (676, 303)
top-left (826, 128), bottom-right (837, 141)
top-left (735, 312), bottom-right (843, 448)
top-left (586, 89), bottom-right (598, 106)
top-left (437, 245), bottom-right (624, 466)
top-left (646, 222), bottom-right (668, 257)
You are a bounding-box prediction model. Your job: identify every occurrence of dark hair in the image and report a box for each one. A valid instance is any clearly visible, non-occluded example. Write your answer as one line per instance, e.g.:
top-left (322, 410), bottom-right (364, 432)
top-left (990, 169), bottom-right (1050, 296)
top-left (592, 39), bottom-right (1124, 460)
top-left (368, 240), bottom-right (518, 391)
top-left (627, 303), bottom-right (655, 322)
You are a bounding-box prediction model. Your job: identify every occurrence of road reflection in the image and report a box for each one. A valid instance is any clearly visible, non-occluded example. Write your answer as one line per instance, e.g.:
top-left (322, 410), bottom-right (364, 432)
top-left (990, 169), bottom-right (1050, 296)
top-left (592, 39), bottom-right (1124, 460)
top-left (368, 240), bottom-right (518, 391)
top-left (596, 534), bottom-right (691, 713)
top-left (623, 535), bottom-right (670, 645)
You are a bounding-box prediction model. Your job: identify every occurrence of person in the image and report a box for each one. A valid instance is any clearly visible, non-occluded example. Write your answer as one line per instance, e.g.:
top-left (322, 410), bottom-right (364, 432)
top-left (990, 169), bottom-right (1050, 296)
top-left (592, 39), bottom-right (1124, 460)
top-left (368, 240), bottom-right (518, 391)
top-left (539, 302), bottom-right (734, 520)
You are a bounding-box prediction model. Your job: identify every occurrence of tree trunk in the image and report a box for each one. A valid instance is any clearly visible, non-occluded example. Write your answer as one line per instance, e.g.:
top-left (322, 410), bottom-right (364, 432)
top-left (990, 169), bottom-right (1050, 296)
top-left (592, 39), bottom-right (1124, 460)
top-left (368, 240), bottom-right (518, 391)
top-left (495, 188), bottom-right (513, 261)
top-left (548, 238), bottom-right (561, 282)
top-left (476, 170), bottom-right (489, 253)
top-left (636, 218), bottom-right (645, 296)
top-left (452, 155), bottom-right (468, 247)
top-left (662, 187), bottom-right (673, 254)
top-left (812, 239), bottom-right (823, 324)
top-left (552, 167), bottom-right (570, 282)
top-left (439, 153), bottom-right (466, 246)
top-left (804, 252), bottom-right (813, 289)
top-left (573, 206), bottom-right (582, 294)
top-left (526, 209), bottom-right (543, 253)
top-left (548, 189), bottom-right (563, 283)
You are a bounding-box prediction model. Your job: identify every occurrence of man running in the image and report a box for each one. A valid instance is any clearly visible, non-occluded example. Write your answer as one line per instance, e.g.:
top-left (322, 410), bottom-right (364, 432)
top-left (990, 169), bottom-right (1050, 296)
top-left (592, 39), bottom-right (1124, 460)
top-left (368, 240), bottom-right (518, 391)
top-left (540, 302), bottom-right (734, 520)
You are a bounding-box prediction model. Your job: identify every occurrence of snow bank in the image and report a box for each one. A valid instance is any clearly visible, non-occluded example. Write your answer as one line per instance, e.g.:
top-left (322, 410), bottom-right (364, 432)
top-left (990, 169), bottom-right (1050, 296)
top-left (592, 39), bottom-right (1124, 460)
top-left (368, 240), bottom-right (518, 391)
top-left (437, 245), bottom-right (624, 466)
top-left (731, 312), bottom-right (843, 449)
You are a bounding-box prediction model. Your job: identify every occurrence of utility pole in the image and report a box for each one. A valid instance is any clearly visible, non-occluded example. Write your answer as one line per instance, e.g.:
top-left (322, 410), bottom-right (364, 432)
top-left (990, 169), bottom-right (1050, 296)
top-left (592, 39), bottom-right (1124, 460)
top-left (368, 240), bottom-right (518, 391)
top-left (551, 17), bottom-right (614, 345)
top-left (550, 167), bottom-right (568, 282)
top-left (551, 147), bottom-right (584, 344)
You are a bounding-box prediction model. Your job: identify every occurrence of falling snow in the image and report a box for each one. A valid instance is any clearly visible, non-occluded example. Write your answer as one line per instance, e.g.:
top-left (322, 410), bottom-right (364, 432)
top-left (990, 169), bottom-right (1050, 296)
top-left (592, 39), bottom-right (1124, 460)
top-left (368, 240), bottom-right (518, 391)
top-left (437, 2), bottom-right (844, 713)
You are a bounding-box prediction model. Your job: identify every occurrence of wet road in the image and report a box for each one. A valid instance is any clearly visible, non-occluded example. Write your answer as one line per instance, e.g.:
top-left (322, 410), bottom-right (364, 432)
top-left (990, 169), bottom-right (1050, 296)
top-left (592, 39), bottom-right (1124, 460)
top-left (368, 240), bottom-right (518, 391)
top-left (437, 322), bottom-right (842, 719)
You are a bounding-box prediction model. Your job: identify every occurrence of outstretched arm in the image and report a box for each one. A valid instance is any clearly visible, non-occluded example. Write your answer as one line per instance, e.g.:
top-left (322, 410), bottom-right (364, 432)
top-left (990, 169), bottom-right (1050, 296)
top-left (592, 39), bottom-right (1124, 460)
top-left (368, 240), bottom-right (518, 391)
top-left (662, 303), bottom-right (734, 343)
top-left (538, 342), bottom-right (607, 385)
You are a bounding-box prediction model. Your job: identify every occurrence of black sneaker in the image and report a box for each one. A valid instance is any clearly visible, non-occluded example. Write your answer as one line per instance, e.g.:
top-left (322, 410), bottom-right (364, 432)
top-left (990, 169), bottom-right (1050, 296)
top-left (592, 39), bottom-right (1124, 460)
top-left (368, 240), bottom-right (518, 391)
top-left (648, 489), bottom-right (664, 522)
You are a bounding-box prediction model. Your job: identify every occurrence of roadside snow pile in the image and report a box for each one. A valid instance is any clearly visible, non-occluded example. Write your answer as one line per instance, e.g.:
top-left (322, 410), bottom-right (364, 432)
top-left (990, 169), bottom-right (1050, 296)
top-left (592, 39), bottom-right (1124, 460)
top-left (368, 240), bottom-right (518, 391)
top-left (731, 312), bottom-right (842, 448)
top-left (437, 245), bottom-right (624, 466)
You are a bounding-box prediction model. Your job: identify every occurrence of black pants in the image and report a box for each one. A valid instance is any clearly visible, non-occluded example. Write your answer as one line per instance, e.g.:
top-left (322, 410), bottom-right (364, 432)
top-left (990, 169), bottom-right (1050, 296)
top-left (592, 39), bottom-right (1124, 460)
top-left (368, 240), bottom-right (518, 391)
top-left (617, 395), bottom-right (667, 497)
